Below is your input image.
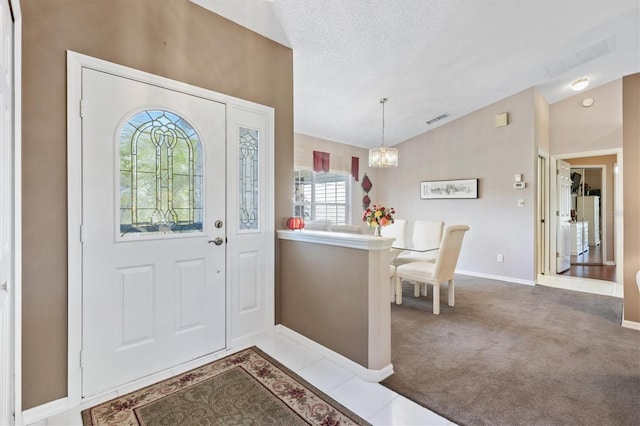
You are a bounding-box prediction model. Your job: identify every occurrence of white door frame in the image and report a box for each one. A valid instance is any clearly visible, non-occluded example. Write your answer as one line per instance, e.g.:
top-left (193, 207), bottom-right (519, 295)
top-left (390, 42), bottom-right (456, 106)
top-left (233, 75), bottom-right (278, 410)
top-left (65, 51), bottom-right (274, 410)
top-left (536, 151), bottom-right (549, 277)
top-left (8, 0), bottom-right (21, 424)
top-left (548, 148), bottom-right (623, 285)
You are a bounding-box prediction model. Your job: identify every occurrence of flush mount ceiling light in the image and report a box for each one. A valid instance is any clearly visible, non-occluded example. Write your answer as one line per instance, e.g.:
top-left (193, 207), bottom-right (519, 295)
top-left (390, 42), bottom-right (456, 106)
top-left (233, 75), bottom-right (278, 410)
top-left (368, 98), bottom-right (398, 168)
top-left (571, 78), bottom-right (589, 91)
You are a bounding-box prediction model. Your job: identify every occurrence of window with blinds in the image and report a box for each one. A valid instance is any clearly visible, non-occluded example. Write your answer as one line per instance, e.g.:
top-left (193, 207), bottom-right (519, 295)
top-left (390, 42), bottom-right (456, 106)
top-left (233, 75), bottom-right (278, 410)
top-left (294, 169), bottom-right (351, 225)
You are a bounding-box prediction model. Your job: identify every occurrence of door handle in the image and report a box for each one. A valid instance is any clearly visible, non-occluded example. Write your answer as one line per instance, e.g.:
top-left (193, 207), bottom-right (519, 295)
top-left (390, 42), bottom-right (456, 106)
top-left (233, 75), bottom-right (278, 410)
top-left (208, 237), bottom-right (224, 246)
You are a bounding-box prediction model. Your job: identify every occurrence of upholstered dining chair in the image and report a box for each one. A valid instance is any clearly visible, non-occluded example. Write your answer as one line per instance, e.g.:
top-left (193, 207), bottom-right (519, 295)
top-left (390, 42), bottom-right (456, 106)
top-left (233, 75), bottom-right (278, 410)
top-left (382, 221), bottom-right (406, 302)
top-left (381, 219), bottom-right (407, 247)
top-left (390, 264), bottom-right (397, 302)
top-left (394, 225), bottom-right (470, 314)
top-left (393, 220), bottom-right (444, 266)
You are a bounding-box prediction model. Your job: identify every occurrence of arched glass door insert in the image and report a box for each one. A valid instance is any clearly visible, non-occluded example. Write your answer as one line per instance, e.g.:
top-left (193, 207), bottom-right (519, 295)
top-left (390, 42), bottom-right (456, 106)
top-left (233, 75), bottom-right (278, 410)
top-left (119, 109), bottom-right (203, 238)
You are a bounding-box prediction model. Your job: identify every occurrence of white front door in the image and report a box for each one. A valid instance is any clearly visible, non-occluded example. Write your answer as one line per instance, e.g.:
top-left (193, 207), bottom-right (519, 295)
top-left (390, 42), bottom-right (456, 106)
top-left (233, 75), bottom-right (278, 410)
top-left (556, 160), bottom-right (571, 273)
top-left (81, 68), bottom-right (226, 396)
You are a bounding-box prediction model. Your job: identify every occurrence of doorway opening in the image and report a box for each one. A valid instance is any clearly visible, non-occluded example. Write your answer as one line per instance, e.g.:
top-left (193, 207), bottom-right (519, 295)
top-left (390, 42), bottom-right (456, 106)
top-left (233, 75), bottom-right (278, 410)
top-left (562, 156), bottom-right (617, 283)
top-left (547, 150), bottom-right (621, 298)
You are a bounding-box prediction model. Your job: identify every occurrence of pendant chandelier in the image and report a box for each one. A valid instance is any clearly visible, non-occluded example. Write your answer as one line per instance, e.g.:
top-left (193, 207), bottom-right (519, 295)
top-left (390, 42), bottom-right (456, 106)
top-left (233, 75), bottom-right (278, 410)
top-left (368, 97), bottom-right (398, 168)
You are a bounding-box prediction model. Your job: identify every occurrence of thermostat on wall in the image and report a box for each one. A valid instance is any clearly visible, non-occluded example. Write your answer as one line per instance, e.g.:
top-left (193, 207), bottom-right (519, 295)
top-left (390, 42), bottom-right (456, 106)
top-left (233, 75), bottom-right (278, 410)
top-left (514, 182), bottom-right (526, 189)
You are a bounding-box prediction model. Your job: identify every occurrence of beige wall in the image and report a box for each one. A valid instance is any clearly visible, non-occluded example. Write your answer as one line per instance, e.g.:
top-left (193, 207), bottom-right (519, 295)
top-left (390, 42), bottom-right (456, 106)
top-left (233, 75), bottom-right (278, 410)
top-left (21, 0), bottom-right (293, 409)
top-left (535, 90), bottom-right (550, 154)
top-left (279, 240), bottom-right (369, 366)
top-left (378, 89), bottom-right (538, 282)
top-left (566, 156), bottom-right (617, 263)
top-left (294, 133), bottom-right (379, 232)
top-left (550, 79), bottom-right (623, 155)
top-left (622, 74), bottom-right (640, 323)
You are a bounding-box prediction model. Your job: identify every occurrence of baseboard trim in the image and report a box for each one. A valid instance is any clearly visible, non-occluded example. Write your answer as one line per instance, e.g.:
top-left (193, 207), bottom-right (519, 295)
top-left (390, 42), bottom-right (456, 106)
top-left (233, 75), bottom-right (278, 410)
top-left (456, 269), bottom-right (535, 286)
top-left (621, 320), bottom-right (640, 331)
top-left (274, 324), bottom-right (394, 382)
top-left (21, 397), bottom-right (68, 425)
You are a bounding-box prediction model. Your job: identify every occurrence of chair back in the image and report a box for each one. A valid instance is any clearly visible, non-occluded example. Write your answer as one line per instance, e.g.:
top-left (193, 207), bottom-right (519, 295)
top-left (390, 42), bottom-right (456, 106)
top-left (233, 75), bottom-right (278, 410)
top-left (382, 219), bottom-right (407, 247)
top-left (413, 220), bottom-right (444, 249)
top-left (433, 225), bottom-right (470, 281)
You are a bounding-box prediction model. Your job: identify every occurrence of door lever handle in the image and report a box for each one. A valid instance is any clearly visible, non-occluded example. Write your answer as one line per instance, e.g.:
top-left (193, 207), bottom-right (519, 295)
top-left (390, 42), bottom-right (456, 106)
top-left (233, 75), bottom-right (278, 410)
top-left (208, 237), bottom-right (224, 246)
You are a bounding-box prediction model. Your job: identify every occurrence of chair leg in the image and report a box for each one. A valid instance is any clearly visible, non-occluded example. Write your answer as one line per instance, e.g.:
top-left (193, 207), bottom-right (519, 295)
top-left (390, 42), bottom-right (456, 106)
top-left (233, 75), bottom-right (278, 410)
top-left (433, 284), bottom-right (440, 314)
top-left (390, 277), bottom-right (395, 303)
top-left (448, 279), bottom-right (455, 307)
top-left (414, 281), bottom-right (420, 298)
top-left (421, 283), bottom-right (428, 296)
top-left (395, 276), bottom-right (403, 304)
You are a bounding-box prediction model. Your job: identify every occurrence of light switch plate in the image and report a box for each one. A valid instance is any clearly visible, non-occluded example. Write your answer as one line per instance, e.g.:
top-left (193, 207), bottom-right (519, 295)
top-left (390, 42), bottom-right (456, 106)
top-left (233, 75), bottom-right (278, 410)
top-left (515, 174), bottom-right (522, 182)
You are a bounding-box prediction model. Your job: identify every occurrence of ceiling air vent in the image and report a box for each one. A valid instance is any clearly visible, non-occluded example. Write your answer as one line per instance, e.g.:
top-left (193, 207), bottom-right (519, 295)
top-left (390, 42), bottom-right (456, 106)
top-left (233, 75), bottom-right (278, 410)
top-left (426, 113), bottom-right (450, 125)
top-left (544, 36), bottom-right (615, 77)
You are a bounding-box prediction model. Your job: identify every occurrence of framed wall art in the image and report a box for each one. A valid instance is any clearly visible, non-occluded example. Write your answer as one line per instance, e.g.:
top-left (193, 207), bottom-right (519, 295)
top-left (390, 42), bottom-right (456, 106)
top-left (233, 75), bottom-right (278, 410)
top-left (420, 178), bottom-right (478, 199)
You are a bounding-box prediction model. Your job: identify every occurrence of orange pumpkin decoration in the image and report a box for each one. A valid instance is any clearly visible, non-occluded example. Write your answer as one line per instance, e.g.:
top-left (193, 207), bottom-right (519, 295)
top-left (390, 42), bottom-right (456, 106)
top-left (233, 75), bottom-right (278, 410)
top-left (286, 217), bottom-right (305, 231)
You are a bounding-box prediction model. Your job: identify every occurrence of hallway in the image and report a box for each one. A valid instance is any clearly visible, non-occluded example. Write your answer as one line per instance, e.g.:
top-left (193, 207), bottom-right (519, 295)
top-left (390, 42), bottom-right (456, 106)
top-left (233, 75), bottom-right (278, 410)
top-left (563, 246), bottom-right (616, 282)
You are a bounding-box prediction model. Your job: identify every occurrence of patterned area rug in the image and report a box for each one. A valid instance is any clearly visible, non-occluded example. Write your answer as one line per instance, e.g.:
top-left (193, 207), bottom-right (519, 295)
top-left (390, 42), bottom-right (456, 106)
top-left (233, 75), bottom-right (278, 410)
top-left (82, 346), bottom-right (369, 425)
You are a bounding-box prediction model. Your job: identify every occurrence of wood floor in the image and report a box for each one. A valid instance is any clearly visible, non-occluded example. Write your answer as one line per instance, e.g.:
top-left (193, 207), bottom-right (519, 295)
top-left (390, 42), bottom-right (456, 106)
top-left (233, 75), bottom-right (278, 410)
top-left (562, 245), bottom-right (616, 282)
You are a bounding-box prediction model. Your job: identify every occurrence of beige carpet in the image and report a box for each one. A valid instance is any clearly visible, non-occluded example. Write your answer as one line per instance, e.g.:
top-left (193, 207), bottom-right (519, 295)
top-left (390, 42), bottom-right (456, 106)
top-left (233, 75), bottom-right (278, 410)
top-left (382, 275), bottom-right (640, 426)
top-left (82, 346), bottom-right (369, 426)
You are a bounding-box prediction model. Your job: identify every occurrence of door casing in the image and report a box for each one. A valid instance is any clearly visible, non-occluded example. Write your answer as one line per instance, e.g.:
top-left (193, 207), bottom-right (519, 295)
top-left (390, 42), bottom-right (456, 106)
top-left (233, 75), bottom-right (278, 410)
top-left (66, 51), bottom-right (274, 407)
top-left (0, 0), bottom-right (16, 424)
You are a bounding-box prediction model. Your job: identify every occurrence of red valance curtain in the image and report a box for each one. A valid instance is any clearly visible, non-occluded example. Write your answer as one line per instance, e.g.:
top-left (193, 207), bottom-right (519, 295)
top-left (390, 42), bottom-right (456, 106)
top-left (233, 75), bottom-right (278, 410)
top-left (313, 150), bottom-right (330, 172)
top-left (351, 156), bottom-right (359, 181)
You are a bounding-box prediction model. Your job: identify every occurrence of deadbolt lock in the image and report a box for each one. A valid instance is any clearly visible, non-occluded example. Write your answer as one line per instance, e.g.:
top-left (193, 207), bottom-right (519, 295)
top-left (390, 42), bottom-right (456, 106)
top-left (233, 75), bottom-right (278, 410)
top-left (214, 220), bottom-right (224, 229)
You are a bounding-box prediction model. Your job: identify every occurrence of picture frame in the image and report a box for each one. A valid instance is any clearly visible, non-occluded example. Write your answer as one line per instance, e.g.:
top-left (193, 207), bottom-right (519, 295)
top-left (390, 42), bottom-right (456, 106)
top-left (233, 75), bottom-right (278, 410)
top-left (420, 178), bottom-right (478, 199)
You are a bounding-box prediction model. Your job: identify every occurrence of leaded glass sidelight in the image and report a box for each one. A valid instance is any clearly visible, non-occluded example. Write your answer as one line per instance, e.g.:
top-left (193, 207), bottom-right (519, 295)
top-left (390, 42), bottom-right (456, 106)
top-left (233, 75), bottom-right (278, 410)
top-left (239, 127), bottom-right (259, 230)
top-left (119, 110), bottom-right (203, 237)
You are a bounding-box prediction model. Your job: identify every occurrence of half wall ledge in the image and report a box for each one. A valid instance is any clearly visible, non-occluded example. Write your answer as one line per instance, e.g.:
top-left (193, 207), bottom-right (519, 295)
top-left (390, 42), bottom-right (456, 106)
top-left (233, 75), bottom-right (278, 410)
top-left (276, 230), bottom-right (394, 381)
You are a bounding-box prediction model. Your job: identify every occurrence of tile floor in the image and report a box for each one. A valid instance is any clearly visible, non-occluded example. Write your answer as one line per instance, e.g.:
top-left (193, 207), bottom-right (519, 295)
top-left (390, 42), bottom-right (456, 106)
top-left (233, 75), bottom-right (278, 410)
top-left (537, 273), bottom-right (622, 298)
top-left (38, 332), bottom-right (455, 426)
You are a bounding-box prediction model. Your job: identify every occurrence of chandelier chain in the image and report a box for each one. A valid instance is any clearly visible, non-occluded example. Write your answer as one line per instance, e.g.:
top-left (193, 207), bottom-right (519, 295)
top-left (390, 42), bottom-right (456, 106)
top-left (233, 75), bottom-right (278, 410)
top-left (380, 97), bottom-right (387, 148)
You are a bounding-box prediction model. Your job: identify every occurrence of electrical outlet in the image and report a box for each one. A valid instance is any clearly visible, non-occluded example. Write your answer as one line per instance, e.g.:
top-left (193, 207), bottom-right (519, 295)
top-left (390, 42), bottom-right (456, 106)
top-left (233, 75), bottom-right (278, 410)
top-left (497, 254), bottom-right (504, 263)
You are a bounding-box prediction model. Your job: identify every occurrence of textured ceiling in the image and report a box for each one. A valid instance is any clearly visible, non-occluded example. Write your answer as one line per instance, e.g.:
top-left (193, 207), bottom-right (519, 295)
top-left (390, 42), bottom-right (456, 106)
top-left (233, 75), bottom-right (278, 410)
top-left (192, 0), bottom-right (640, 149)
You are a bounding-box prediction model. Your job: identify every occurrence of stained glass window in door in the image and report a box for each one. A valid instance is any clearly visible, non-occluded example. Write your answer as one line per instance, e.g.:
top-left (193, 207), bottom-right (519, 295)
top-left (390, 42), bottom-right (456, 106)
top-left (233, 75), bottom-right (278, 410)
top-left (239, 127), bottom-right (259, 230)
top-left (120, 110), bottom-right (203, 237)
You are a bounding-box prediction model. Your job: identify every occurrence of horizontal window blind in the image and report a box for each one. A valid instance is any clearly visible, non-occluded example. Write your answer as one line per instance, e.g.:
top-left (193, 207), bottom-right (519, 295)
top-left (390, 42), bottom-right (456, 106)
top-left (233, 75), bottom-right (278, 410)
top-left (293, 170), bottom-right (350, 225)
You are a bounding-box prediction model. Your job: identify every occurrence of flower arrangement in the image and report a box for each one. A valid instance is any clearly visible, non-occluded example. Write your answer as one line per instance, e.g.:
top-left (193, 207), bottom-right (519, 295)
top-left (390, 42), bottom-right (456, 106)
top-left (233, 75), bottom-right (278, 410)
top-left (362, 204), bottom-right (395, 229)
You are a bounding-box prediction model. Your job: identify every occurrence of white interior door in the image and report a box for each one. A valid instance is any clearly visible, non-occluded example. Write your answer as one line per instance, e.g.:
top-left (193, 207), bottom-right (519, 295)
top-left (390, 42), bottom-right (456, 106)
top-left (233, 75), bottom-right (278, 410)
top-left (556, 160), bottom-right (571, 273)
top-left (81, 68), bottom-right (226, 396)
top-left (0, 0), bottom-right (13, 422)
